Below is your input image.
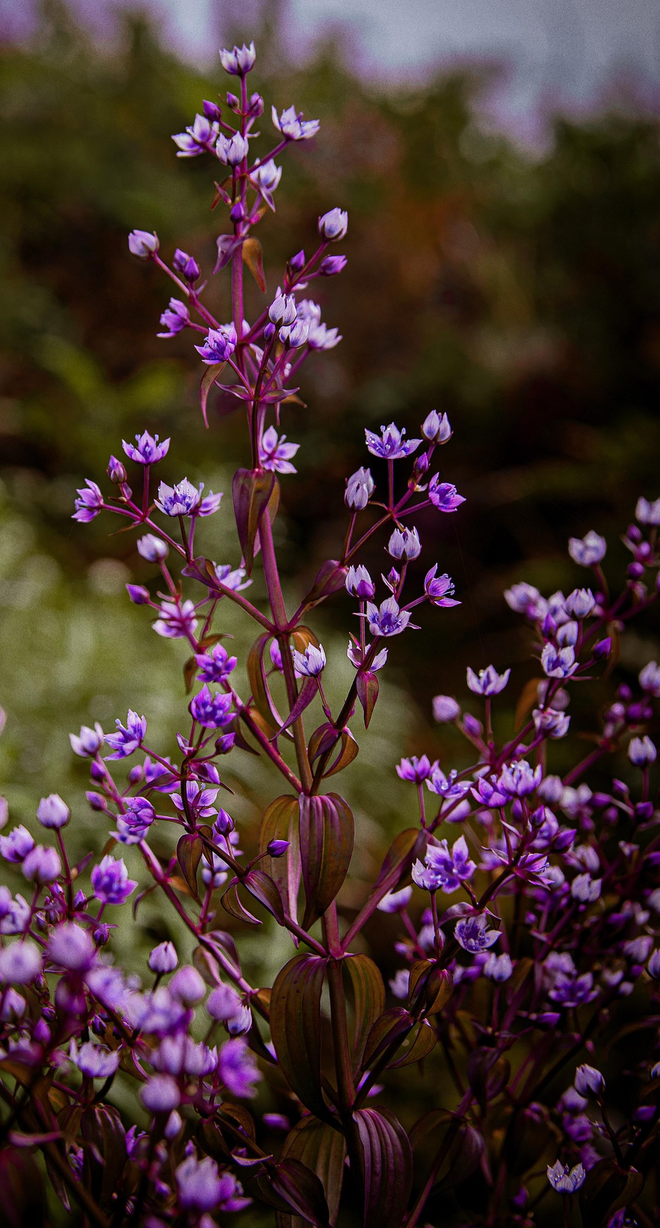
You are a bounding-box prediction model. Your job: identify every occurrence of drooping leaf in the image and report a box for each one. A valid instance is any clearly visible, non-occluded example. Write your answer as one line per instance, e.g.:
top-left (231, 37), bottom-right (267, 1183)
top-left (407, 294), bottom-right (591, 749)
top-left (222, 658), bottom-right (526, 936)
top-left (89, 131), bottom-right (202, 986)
top-left (270, 954), bottom-right (331, 1122)
top-left (244, 869), bottom-right (285, 923)
top-left (361, 1007), bottom-right (413, 1071)
top-left (278, 1117), bottom-right (347, 1227)
top-left (374, 828), bottom-right (426, 894)
top-left (409, 1111), bottom-right (485, 1194)
top-left (176, 833), bottom-right (202, 899)
top-left (346, 954), bottom-right (386, 1070)
top-left (356, 670), bottom-right (379, 728)
top-left (301, 560), bottom-right (348, 607)
top-left (221, 881), bottom-right (261, 926)
top-left (353, 1107), bottom-right (413, 1228)
top-left (278, 677), bottom-right (318, 735)
top-left (242, 236), bottom-right (267, 292)
top-left (321, 728), bottom-right (359, 779)
top-left (579, 1159), bottom-right (644, 1228)
top-left (299, 794), bottom-right (354, 928)
top-left (255, 1158), bottom-right (329, 1227)
top-left (200, 361), bottom-right (226, 428)
top-left (232, 468), bottom-right (276, 576)
top-left (259, 795), bottom-right (301, 922)
top-left (467, 1049), bottom-right (510, 1113)
top-left (80, 1103), bottom-right (126, 1211)
top-left (247, 633), bottom-right (285, 738)
top-left (387, 1019), bottom-right (437, 1068)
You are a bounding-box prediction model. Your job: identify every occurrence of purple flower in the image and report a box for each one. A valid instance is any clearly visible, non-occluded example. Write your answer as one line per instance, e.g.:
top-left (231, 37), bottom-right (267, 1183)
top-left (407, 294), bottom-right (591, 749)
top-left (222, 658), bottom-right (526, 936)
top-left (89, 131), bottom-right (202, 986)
top-left (207, 983), bottom-right (242, 1021)
top-left (0, 940), bottom-right (42, 984)
top-left (455, 914), bottom-right (499, 952)
top-left (388, 526), bottom-right (421, 561)
top-left (195, 643), bottom-right (237, 682)
top-left (318, 207), bottom-right (348, 240)
top-left (269, 292), bottom-right (297, 325)
top-left (346, 565), bottom-right (376, 599)
top-left (22, 846), bottom-right (61, 884)
top-left (547, 1161), bottom-right (585, 1194)
top-left (279, 318), bottom-right (309, 348)
top-left (432, 695), bottom-right (460, 722)
top-left (427, 476), bottom-right (465, 513)
top-left (365, 423), bottom-right (421, 460)
top-left (169, 965), bottom-right (206, 1005)
top-left (363, 596), bottom-right (412, 637)
top-left (91, 854), bottom-right (137, 905)
top-left (504, 582), bottom-right (547, 620)
top-left (212, 562), bottom-right (252, 591)
top-left (72, 1041), bottom-right (120, 1078)
top-left (319, 254), bottom-right (347, 276)
top-left (137, 534), bottom-right (168, 563)
top-left (104, 710), bottom-right (147, 759)
top-left (219, 41), bottom-right (256, 74)
top-left (497, 760), bottom-right (542, 798)
top-left (157, 298), bottom-right (189, 338)
top-left (412, 836), bottom-right (476, 894)
top-left (347, 639), bottom-right (389, 671)
top-left (396, 755), bottom-right (437, 784)
top-left (629, 735), bottom-right (656, 766)
top-left (154, 478), bottom-right (202, 517)
top-left (128, 230), bottom-right (159, 258)
top-left (140, 1074), bottom-right (181, 1114)
top-left (574, 1064), bottom-right (605, 1096)
top-left (126, 584), bottom-right (150, 605)
top-left (636, 496), bottom-right (660, 525)
top-left (272, 105), bottom-right (319, 141)
top-left (541, 644), bottom-right (578, 679)
top-left (48, 922), bottom-right (96, 972)
top-left (345, 466), bottom-right (374, 510)
top-left (195, 322), bottom-right (237, 365)
top-left (36, 794), bottom-right (69, 830)
top-left (173, 248), bottom-right (200, 281)
top-left (483, 952), bottom-right (513, 983)
top-left (421, 410), bottom-right (452, 444)
top-left (114, 797), bottom-right (155, 847)
top-left (639, 660), bottom-right (660, 695)
top-left (190, 685), bottom-right (233, 729)
top-left (70, 723), bottom-right (104, 757)
top-left (376, 886), bottom-right (413, 913)
top-left (122, 431), bottom-right (170, 467)
top-left (467, 665), bottom-right (511, 696)
top-left (170, 781), bottom-right (221, 822)
top-left (292, 644), bottom-right (326, 676)
top-left (73, 479), bottom-right (104, 523)
top-left (259, 426), bottom-right (299, 474)
top-left (218, 1037), bottom-right (260, 1098)
top-left (533, 708), bottom-right (571, 739)
top-left (172, 113), bottom-right (219, 156)
top-left (216, 132), bottom-right (249, 166)
top-left (569, 530), bottom-right (606, 566)
top-left (153, 599), bottom-right (198, 639)
top-left (424, 566), bottom-right (460, 607)
top-left (149, 941), bottom-right (178, 974)
top-left (647, 949), bottom-right (660, 979)
top-left (251, 160), bottom-right (282, 209)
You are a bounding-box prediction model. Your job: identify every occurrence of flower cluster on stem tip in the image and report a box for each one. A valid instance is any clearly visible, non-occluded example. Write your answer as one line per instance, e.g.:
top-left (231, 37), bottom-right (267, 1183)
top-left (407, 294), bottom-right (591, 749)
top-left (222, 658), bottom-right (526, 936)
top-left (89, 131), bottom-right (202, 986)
top-left (3, 37), bottom-right (660, 1228)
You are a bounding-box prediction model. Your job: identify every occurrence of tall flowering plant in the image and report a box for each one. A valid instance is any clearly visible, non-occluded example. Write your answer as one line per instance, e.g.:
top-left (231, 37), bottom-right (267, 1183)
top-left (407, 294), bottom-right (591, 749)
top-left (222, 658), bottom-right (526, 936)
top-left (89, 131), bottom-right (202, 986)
top-left (0, 39), bottom-right (659, 1228)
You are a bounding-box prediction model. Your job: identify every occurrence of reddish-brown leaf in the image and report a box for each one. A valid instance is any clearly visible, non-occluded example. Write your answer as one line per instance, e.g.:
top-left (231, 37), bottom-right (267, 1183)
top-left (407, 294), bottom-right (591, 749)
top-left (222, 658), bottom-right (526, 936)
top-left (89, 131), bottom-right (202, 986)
top-left (242, 236), bottom-right (267, 292)
top-left (270, 954), bottom-right (331, 1122)
top-left (259, 795), bottom-right (301, 922)
top-left (176, 833), bottom-right (202, 899)
top-left (232, 468), bottom-right (276, 576)
top-left (353, 1107), bottom-right (413, 1228)
top-left (346, 954), bottom-right (386, 1070)
top-left (278, 1117), bottom-right (347, 1228)
top-left (199, 361), bottom-right (226, 428)
top-left (356, 670), bottom-right (379, 728)
top-left (299, 794), bottom-right (354, 928)
top-left (247, 633), bottom-right (285, 738)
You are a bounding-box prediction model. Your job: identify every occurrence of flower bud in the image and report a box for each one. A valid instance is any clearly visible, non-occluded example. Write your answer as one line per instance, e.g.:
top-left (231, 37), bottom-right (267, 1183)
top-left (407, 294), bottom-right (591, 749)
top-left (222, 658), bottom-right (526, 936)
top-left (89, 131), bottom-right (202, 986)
top-left (206, 983), bottom-right (242, 1021)
top-left (647, 948), bottom-right (660, 979)
top-left (345, 467), bottom-right (374, 511)
top-left (128, 230), bottom-right (159, 258)
top-left (574, 1064), bottom-right (605, 1096)
top-left (319, 254), bottom-right (347, 276)
top-left (107, 456), bottom-right (127, 484)
top-left (148, 941), bottom-right (178, 974)
top-left (137, 534), bottom-right (169, 563)
top-left (421, 410), bottom-right (452, 444)
top-left (164, 1109), bottom-right (183, 1139)
top-left (289, 249), bottom-right (306, 274)
top-left (593, 636), bottom-right (611, 658)
top-left (268, 293), bottom-right (297, 325)
top-left (140, 1074), bottom-right (181, 1114)
top-left (37, 794), bottom-right (69, 830)
top-left (318, 208), bottom-right (348, 241)
top-left (267, 839), bottom-right (289, 857)
top-left (202, 100), bottom-right (222, 121)
top-left (169, 964), bottom-right (205, 1005)
top-left (126, 584), bottom-right (151, 605)
top-left (628, 735), bottom-right (656, 766)
top-left (433, 695), bottom-right (460, 722)
top-left (0, 940), bottom-right (42, 984)
top-left (247, 92), bottom-right (264, 118)
top-left (22, 845), bottom-right (61, 884)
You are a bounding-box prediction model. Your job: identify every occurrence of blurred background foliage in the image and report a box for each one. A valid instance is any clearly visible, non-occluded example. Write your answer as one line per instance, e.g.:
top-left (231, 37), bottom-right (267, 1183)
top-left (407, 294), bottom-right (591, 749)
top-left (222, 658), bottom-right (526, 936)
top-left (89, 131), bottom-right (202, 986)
top-left (1, 2), bottom-right (660, 949)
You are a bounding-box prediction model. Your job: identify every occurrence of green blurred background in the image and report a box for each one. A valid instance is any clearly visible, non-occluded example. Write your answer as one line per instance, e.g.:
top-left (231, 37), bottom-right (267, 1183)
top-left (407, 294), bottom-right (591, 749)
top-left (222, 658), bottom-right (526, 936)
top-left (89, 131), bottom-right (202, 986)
top-left (1, 2), bottom-right (660, 900)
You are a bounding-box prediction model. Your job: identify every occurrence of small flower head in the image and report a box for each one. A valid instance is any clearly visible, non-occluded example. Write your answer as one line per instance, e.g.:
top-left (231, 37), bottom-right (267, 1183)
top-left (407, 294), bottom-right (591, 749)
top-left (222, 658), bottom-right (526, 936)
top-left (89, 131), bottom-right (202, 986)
top-left (73, 1041), bottom-right (120, 1079)
top-left (292, 644), bottom-right (326, 677)
top-left (455, 914), bottom-right (499, 953)
top-left (128, 230), bottom-right (159, 258)
top-left (207, 983), bottom-right (242, 1021)
top-left (564, 587), bottom-right (595, 619)
top-left (173, 248), bottom-right (200, 281)
top-left (70, 723), bottom-right (104, 757)
top-left (91, 855), bottom-right (137, 906)
top-left (137, 534), bottom-right (168, 563)
top-left (345, 466), bottom-right (374, 511)
top-left (272, 105), bottom-right (320, 141)
top-left (412, 835), bottom-right (476, 893)
top-left (574, 1064), bottom-right (605, 1096)
top-left (154, 479), bottom-right (202, 517)
top-left (433, 695), bottom-right (460, 722)
top-left (259, 426), bottom-right (299, 474)
top-left (388, 526), bottom-right (421, 561)
top-left (48, 923), bottom-right (95, 971)
top-left (421, 410), bottom-right (452, 444)
top-left (0, 826), bottom-right (35, 863)
top-left (318, 207), bottom-right (348, 240)
top-left (216, 132), bottom-right (250, 166)
top-left (73, 479), bottom-right (104, 523)
top-left (363, 596), bottom-right (411, 637)
top-left (268, 292), bottom-right (297, 325)
top-left (636, 496), bottom-right (660, 525)
top-left (122, 431), bottom-right (170, 465)
top-left (140, 1074), bottom-right (180, 1114)
top-left (483, 952), bottom-right (513, 983)
top-left (0, 940), bottom-right (42, 984)
top-left (195, 643), bottom-right (237, 683)
top-left (466, 665), bottom-right (511, 696)
top-left (365, 423), bottom-right (421, 460)
top-left (219, 41), bottom-right (256, 74)
top-left (541, 644), bottom-right (578, 679)
top-left (424, 566), bottom-right (460, 607)
top-left (568, 530), bottom-right (606, 566)
top-left (547, 1160), bottom-right (585, 1194)
top-left (346, 565), bottom-right (376, 599)
top-left (153, 599), bottom-right (198, 640)
top-left (104, 710), bottom-right (147, 759)
top-left (629, 735), bottom-right (657, 766)
top-left (172, 113), bottom-right (219, 157)
top-left (218, 1037), bottom-right (260, 1098)
top-left (22, 845), bottom-right (61, 884)
top-left (189, 685), bottom-right (233, 729)
top-left (427, 476), bottom-right (465, 513)
top-left (195, 323), bottom-right (237, 365)
top-left (169, 964), bottom-right (206, 1006)
top-left (377, 885), bottom-right (413, 913)
top-left (37, 794), bottom-right (69, 830)
top-left (149, 942), bottom-right (178, 974)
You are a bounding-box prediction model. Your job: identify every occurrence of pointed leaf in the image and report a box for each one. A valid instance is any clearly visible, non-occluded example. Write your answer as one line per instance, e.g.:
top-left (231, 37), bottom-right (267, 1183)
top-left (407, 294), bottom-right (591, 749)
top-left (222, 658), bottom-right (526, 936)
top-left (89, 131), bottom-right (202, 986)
top-left (200, 362), bottom-right (226, 428)
top-left (321, 727), bottom-right (359, 778)
top-left (374, 828), bottom-right (426, 894)
top-left (301, 560), bottom-right (348, 607)
top-left (259, 795), bottom-right (301, 922)
top-left (232, 468), bottom-right (276, 576)
top-left (0, 1147), bottom-right (47, 1227)
top-left (346, 954), bottom-right (386, 1070)
top-left (356, 671), bottom-right (379, 728)
top-left (278, 677), bottom-right (318, 735)
top-left (279, 1118), bottom-right (347, 1227)
top-left (361, 1007), bottom-right (413, 1070)
top-left (247, 633), bottom-right (285, 737)
top-left (242, 236), bottom-right (266, 292)
top-left (353, 1107), bottom-right (413, 1228)
top-left (81, 1104), bottom-right (126, 1210)
top-left (299, 794), bottom-right (354, 928)
top-left (387, 1019), bottom-right (437, 1068)
top-left (270, 953), bottom-right (331, 1122)
top-left (244, 869), bottom-right (285, 923)
top-left (256, 1158), bottom-right (329, 1227)
top-left (221, 881), bottom-right (261, 926)
top-left (177, 834), bottom-right (202, 899)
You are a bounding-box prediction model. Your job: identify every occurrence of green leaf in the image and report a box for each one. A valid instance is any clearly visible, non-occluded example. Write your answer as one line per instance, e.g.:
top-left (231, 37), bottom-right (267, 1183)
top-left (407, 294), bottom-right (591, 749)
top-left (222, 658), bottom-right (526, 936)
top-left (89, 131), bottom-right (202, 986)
top-left (299, 793), bottom-right (354, 928)
top-left (353, 1107), bottom-right (413, 1228)
top-left (346, 954), bottom-right (386, 1070)
top-left (387, 1019), bottom-right (437, 1068)
top-left (243, 869), bottom-right (285, 923)
top-left (321, 728), bottom-right (359, 779)
top-left (270, 954), bottom-right (331, 1122)
top-left (221, 881), bottom-right (260, 926)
